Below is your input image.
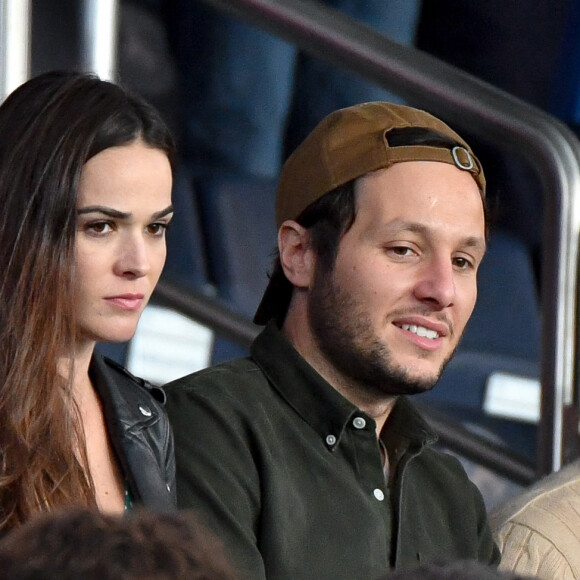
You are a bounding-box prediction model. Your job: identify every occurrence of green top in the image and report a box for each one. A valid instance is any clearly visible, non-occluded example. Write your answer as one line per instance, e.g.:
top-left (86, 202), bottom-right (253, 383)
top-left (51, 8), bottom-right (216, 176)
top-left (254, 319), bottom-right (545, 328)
top-left (124, 483), bottom-right (133, 511)
top-left (165, 322), bottom-right (499, 580)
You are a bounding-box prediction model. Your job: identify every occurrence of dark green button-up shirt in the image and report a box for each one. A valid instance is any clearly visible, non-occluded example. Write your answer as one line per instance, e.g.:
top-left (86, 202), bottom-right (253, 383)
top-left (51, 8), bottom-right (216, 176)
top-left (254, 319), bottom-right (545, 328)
top-left (165, 322), bottom-right (499, 580)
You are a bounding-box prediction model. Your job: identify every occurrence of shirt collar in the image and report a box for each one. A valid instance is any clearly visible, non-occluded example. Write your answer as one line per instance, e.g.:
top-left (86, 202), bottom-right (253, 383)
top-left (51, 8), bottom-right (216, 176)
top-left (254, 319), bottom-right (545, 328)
top-left (251, 321), bottom-right (437, 451)
top-left (381, 396), bottom-right (439, 470)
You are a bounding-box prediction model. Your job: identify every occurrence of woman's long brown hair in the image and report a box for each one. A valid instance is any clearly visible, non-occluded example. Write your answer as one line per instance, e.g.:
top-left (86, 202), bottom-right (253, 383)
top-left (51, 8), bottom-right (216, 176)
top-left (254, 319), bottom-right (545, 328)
top-left (0, 72), bottom-right (175, 531)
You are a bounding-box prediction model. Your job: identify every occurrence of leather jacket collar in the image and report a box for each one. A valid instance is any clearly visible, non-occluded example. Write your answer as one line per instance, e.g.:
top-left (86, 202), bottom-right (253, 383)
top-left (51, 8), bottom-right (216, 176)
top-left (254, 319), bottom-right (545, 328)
top-left (90, 353), bottom-right (176, 510)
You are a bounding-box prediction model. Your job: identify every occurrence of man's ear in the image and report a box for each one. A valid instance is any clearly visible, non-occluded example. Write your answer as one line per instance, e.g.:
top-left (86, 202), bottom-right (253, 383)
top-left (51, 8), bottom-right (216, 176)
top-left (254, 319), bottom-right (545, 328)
top-left (278, 220), bottom-right (315, 289)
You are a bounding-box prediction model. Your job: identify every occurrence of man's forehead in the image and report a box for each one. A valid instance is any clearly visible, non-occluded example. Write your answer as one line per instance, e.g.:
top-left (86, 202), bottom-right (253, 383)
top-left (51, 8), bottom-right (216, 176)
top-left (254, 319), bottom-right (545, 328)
top-left (357, 159), bottom-right (482, 188)
top-left (351, 162), bottom-right (485, 235)
top-left (353, 161), bottom-right (483, 208)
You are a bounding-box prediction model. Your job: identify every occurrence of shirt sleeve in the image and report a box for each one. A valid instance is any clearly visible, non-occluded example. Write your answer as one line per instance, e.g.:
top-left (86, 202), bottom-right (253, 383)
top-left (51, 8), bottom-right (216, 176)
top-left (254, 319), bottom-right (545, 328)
top-left (165, 381), bottom-right (267, 580)
top-left (496, 522), bottom-right (575, 580)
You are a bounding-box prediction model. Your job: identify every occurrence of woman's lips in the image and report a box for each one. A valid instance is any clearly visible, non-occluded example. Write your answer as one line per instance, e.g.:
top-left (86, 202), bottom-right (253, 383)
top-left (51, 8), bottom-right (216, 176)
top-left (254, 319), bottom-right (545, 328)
top-left (105, 294), bottom-right (144, 311)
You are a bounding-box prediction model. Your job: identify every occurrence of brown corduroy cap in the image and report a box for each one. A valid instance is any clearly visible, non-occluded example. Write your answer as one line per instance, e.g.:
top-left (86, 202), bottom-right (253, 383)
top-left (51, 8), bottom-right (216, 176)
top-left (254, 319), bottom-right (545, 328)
top-left (254, 101), bottom-right (485, 325)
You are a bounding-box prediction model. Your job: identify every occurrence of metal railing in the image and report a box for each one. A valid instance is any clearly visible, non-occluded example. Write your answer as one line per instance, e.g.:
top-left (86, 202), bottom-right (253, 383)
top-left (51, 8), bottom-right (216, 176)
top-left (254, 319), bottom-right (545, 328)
top-left (0, 1), bottom-right (118, 102)
top-left (0, 0), bottom-right (31, 100)
top-left (80, 0), bottom-right (119, 81)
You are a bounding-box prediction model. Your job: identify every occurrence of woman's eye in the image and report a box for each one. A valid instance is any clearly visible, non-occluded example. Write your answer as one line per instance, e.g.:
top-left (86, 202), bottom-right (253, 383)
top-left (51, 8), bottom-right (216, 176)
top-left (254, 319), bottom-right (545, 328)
top-left (86, 221), bottom-right (112, 235)
top-left (147, 222), bottom-right (168, 236)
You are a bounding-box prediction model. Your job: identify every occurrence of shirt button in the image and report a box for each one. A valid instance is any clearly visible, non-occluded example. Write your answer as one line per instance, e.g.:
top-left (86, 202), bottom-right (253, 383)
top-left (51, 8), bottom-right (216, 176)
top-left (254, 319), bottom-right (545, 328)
top-left (353, 416), bottom-right (366, 429)
top-left (373, 488), bottom-right (385, 501)
top-left (326, 434), bottom-right (337, 446)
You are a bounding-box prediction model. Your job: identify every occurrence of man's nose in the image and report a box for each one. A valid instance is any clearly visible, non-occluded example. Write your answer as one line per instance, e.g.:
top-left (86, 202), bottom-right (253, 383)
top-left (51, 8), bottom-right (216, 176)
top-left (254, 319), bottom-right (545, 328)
top-left (413, 257), bottom-right (456, 308)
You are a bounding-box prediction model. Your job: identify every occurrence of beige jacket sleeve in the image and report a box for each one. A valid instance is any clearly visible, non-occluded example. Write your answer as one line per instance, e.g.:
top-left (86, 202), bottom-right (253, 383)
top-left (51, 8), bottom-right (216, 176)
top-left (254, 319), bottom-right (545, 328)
top-left (491, 460), bottom-right (580, 580)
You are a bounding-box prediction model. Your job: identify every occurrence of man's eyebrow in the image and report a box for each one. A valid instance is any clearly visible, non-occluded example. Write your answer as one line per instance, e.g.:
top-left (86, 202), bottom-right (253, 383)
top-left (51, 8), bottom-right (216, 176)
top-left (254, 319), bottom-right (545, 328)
top-left (77, 205), bottom-right (174, 220)
top-left (380, 220), bottom-right (487, 252)
top-left (462, 235), bottom-right (487, 254)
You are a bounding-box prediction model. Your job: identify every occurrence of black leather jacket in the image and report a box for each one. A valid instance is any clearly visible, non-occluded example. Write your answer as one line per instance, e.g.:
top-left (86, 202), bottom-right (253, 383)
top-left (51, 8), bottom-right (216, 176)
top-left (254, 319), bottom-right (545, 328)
top-left (90, 353), bottom-right (176, 510)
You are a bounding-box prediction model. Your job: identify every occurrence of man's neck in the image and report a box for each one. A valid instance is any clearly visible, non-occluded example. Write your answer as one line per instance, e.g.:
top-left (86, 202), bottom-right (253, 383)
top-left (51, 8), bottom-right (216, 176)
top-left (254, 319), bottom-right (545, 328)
top-left (281, 314), bottom-right (397, 437)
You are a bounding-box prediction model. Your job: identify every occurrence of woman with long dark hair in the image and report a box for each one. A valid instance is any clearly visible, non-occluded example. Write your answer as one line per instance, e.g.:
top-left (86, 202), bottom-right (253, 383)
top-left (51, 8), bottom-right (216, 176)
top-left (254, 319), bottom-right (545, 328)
top-left (0, 71), bottom-right (176, 531)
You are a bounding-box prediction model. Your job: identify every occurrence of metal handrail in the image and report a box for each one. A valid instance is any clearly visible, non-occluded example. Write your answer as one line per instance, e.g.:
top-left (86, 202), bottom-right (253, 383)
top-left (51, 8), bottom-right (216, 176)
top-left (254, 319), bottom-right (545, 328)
top-left (153, 280), bottom-right (261, 347)
top-left (80, 0), bottom-right (119, 80)
top-left (0, 1), bottom-right (117, 102)
top-left (199, 0), bottom-right (580, 476)
top-left (0, 0), bottom-right (31, 101)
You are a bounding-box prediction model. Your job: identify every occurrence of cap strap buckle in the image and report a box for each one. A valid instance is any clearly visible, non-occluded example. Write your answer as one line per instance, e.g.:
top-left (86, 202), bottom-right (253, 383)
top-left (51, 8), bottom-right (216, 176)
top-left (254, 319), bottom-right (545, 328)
top-left (451, 145), bottom-right (475, 171)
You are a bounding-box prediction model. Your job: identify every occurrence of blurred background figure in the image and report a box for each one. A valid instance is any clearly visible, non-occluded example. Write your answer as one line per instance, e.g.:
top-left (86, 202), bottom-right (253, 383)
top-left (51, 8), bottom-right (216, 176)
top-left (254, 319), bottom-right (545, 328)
top-left (0, 507), bottom-right (238, 580)
top-left (162, 0), bottom-right (423, 183)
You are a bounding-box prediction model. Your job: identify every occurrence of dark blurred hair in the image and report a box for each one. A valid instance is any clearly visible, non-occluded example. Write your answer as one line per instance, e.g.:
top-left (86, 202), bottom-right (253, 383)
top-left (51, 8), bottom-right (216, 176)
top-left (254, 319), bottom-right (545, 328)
top-left (0, 71), bottom-right (175, 531)
top-left (0, 507), bottom-right (238, 580)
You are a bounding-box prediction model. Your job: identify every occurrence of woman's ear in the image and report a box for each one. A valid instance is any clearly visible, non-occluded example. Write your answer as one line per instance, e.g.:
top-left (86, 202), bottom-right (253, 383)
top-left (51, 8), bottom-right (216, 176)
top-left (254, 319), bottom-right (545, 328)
top-left (278, 220), bottom-right (315, 289)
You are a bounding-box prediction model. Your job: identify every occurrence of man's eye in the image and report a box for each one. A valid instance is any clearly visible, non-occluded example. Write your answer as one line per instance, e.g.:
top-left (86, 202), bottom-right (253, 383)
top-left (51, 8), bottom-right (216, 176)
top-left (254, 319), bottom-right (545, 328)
top-left (390, 246), bottom-right (414, 257)
top-left (453, 257), bottom-right (472, 270)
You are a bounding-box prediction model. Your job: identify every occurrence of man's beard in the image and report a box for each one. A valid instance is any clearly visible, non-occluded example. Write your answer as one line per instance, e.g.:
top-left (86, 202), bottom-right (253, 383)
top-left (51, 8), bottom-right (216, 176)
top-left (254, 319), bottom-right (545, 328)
top-left (308, 264), bottom-right (455, 399)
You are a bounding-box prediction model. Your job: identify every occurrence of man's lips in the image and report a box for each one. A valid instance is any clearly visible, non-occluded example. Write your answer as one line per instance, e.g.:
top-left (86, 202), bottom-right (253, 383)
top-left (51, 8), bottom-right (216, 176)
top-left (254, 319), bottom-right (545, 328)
top-left (392, 316), bottom-right (452, 351)
top-left (393, 316), bottom-right (451, 339)
top-left (105, 294), bottom-right (145, 311)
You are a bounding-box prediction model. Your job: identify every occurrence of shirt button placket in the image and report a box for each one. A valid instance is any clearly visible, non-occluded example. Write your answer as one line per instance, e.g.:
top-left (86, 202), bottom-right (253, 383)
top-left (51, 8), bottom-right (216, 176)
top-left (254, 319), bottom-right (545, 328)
top-left (351, 416), bottom-right (384, 502)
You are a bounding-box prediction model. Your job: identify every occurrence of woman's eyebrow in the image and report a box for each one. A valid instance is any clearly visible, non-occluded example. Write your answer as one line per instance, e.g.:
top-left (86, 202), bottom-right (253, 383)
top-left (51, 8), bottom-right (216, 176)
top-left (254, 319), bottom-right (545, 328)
top-left (77, 205), bottom-right (174, 219)
top-left (77, 206), bottom-right (130, 219)
top-left (152, 205), bottom-right (174, 219)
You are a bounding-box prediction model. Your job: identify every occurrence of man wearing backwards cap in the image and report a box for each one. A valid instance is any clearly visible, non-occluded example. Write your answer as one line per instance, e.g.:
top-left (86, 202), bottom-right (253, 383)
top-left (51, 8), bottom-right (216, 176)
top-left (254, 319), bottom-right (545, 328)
top-left (165, 102), bottom-right (499, 579)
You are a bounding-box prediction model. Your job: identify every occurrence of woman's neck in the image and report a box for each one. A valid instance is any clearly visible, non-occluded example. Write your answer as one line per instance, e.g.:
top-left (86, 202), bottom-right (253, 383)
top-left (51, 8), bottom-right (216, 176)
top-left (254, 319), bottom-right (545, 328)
top-left (58, 340), bottom-right (95, 400)
top-left (60, 341), bottom-right (126, 513)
